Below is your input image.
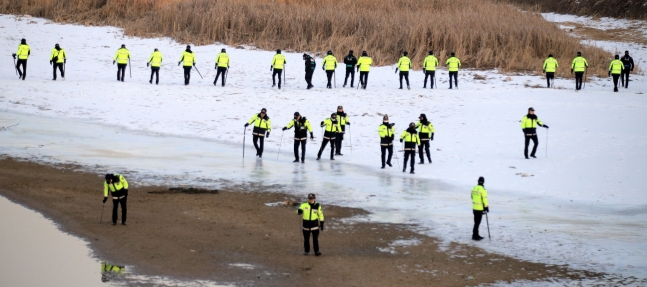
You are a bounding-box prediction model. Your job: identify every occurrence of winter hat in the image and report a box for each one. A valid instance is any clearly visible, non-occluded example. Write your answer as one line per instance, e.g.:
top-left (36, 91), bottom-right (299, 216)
top-left (478, 177), bottom-right (485, 185)
top-left (276, 49), bottom-right (281, 54)
top-left (221, 48), bottom-right (226, 52)
top-left (154, 48), bottom-right (158, 51)
top-left (362, 51), bottom-right (367, 56)
top-left (55, 43), bottom-right (60, 48)
top-left (21, 38), bottom-right (26, 44)
top-left (261, 108), bottom-right (267, 113)
top-left (294, 112), bottom-right (300, 116)
top-left (419, 113), bottom-right (427, 119)
top-left (327, 50), bottom-right (333, 55)
top-left (403, 51), bottom-right (408, 56)
top-left (337, 105), bottom-right (343, 110)
top-left (349, 50), bottom-right (354, 54)
top-left (383, 114), bottom-right (389, 121)
top-left (429, 50), bottom-right (433, 55)
top-left (528, 107), bottom-right (535, 111)
top-left (548, 53), bottom-right (553, 57)
top-left (186, 45), bottom-right (191, 49)
top-left (577, 51), bottom-right (582, 56)
top-left (625, 50), bottom-right (629, 55)
top-left (121, 44), bottom-right (126, 48)
top-left (615, 54), bottom-right (620, 59)
top-left (331, 112), bottom-right (337, 118)
top-left (450, 52), bottom-right (455, 56)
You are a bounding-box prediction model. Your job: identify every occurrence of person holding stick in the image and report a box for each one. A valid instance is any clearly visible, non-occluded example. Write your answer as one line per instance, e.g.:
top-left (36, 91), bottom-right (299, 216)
top-left (543, 54), bottom-right (558, 88)
top-left (379, 115), bottom-right (395, 169)
top-left (13, 38), bottom-right (30, 80)
top-left (317, 113), bottom-right (341, 160)
top-left (521, 107), bottom-right (549, 159)
top-left (571, 51), bottom-right (588, 90)
top-left (245, 108), bottom-right (271, 158)
top-left (303, 53), bottom-right (316, 89)
top-left (399, 122), bottom-right (420, 174)
top-left (621, 51), bottom-right (635, 88)
top-left (297, 193), bottom-right (324, 256)
top-left (271, 49), bottom-right (286, 89)
top-left (214, 48), bottom-right (230, 87)
top-left (396, 51), bottom-right (411, 90)
top-left (422, 50), bottom-right (438, 89)
top-left (113, 44), bottom-right (130, 82)
top-left (283, 112), bottom-right (314, 163)
top-left (356, 51), bottom-right (372, 89)
top-left (178, 45), bottom-right (196, 85)
top-left (609, 54), bottom-right (624, 92)
top-left (103, 173), bottom-right (129, 226)
top-left (147, 48), bottom-right (163, 84)
top-left (471, 176), bottom-right (488, 241)
top-left (322, 51), bottom-right (337, 89)
top-left (49, 43), bottom-right (66, 81)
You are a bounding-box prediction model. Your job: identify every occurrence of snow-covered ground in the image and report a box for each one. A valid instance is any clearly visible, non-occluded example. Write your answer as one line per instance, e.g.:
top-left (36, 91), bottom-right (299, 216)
top-left (1, 14), bottom-right (647, 284)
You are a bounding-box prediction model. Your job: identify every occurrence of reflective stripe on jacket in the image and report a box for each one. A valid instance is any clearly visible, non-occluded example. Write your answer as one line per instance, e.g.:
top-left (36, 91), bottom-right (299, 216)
top-left (180, 51), bottom-right (195, 66)
top-left (398, 56), bottom-right (411, 72)
top-left (543, 57), bottom-right (558, 72)
top-left (609, 59), bottom-right (624, 74)
top-left (216, 53), bottom-right (229, 67)
top-left (50, 49), bottom-right (66, 63)
top-left (446, 57), bottom-right (461, 72)
top-left (148, 51), bottom-right (163, 67)
top-left (357, 56), bottom-right (372, 72)
top-left (471, 185), bottom-right (488, 211)
top-left (423, 55), bottom-right (438, 71)
top-left (16, 44), bottom-right (30, 60)
top-left (114, 48), bottom-right (130, 64)
top-left (103, 174), bottom-right (129, 197)
top-left (272, 54), bottom-right (286, 69)
top-left (571, 56), bottom-right (588, 72)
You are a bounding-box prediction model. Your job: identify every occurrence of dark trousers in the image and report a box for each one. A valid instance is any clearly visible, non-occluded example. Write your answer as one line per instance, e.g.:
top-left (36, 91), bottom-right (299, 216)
top-left (449, 71), bottom-right (458, 88)
top-left (318, 138), bottom-right (335, 159)
top-left (403, 150), bottom-right (415, 171)
top-left (575, 72), bottom-right (584, 90)
top-left (214, 67), bottom-right (227, 86)
top-left (253, 135), bottom-right (265, 156)
top-left (112, 197), bottom-right (127, 224)
top-left (305, 70), bottom-right (314, 88)
top-left (150, 67), bottom-right (159, 84)
top-left (621, 70), bottom-right (630, 88)
top-left (424, 71), bottom-right (435, 88)
top-left (117, 64), bottom-right (126, 81)
top-left (303, 229), bottom-right (320, 253)
top-left (473, 210), bottom-right (483, 237)
top-left (524, 134), bottom-right (538, 158)
top-left (380, 145), bottom-right (393, 167)
top-left (325, 70), bottom-right (334, 88)
top-left (183, 66), bottom-right (192, 84)
top-left (399, 71), bottom-right (409, 88)
top-left (359, 71), bottom-right (368, 88)
top-left (294, 140), bottom-right (306, 161)
top-left (53, 63), bottom-right (64, 80)
top-left (272, 69), bottom-right (283, 88)
top-left (344, 67), bottom-right (355, 86)
top-left (546, 72), bottom-right (554, 87)
top-left (612, 74), bottom-right (620, 89)
top-left (16, 59), bottom-right (27, 80)
top-left (418, 140), bottom-right (431, 163)
top-left (335, 132), bottom-right (344, 154)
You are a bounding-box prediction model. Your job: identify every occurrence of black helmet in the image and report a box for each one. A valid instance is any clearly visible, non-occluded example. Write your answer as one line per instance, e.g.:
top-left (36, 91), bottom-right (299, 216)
top-left (403, 51), bottom-right (408, 56)
top-left (478, 177), bottom-right (485, 184)
top-left (429, 50), bottom-right (433, 55)
top-left (327, 50), bottom-right (332, 55)
top-left (276, 49), bottom-right (281, 54)
top-left (362, 51), bottom-right (367, 56)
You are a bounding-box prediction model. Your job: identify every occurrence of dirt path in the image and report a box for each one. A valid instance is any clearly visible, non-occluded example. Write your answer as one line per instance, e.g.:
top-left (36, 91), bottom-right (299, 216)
top-left (0, 157), bottom-right (598, 286)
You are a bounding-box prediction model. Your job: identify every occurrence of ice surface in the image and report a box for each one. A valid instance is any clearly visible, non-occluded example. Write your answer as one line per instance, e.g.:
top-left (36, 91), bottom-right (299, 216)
top-left (1, 14), bottom-right (646, 284)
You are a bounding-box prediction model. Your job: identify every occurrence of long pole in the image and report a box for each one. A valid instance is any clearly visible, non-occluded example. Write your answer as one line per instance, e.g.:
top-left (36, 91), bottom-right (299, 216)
top-left (63, 62), bottom-right (66, 81)
top-left (393, 144), bottom-right (400, 170)
top-left (349, 125), bottom-right (353, 154)
top-left (333, 70), bottom-right (336, 88)
top-left (546, 128), bottom-right (548, 158)
top-left (194, 65), bottom-right (203, 79)
top-left (277, 130), bottom-right (284, 160)
top-left (434, 74), bottom-right (437, 89)
top-left (583, 69), bottom-right (587, 89)
top-left (99, 202), bottom-right (105, 224)
top-left (243, 128), bottom-right (247, 158)
top-left (224, 68), bottom-right (229, 86)
top-left (485, 212), bottom-right (491, 240)
top-left (13, 57), bottom-right (18, 75)
top-left (283, 65), bottom-right (286, 86)
top-left (128, 58), bottom-right (132, 78)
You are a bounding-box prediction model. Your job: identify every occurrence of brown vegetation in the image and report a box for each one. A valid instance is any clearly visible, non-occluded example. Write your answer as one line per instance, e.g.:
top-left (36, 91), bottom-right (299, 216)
top-left (505, 0), bottom-right (647, 20)
top-left (1, 0), bottom-right (611, 76)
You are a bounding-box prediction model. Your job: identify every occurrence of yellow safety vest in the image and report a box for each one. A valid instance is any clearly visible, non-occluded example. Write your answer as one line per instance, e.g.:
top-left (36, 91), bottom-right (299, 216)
top-left (357, 56), bottom-right (372, 72)
top-left (272, 54), bottom-right (286, 69)
top-left (423, 55), bottom-right (438, 71)
top-left (50, 49), bottom-right (66, 63)
top-left (298, 202), bottom-right (324, 221)
top-left (543, 57), bottom-right (558, 72)
top-left (471, 185), bottom-right (488, 211)
top-left (148, 51), bottom-right (163, 67)
top-left (520, 115), bottom-right (543, 129)
top-left (446, 57), bottom-right (461, 72)
top-left (322, 118), bottom-right (341, 133)
top-left (608, 59), bottom-right (624, 75)
top-left (398, 56), bottom-right (411, 72)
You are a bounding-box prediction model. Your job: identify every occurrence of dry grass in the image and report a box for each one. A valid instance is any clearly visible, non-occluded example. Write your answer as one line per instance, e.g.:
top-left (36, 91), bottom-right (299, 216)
top-left (1, 0), bottom-right (612, 76)
top-left (504, 0), bottom-right (647, 20)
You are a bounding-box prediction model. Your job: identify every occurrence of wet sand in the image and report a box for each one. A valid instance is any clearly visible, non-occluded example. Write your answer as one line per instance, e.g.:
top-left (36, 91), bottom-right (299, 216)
top-left (0, 157), bottom-right (599, 286)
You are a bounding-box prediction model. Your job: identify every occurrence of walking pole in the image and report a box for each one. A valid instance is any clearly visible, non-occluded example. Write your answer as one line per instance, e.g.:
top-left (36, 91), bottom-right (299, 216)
top-left (485, 211), bottom-right (491, 240)
top-left (224, 67), bottom-right (229, 86)
top-left (434, 75), bottom-right (437, 89)
top-left (284, 65), bottom-right (286, 86)
top-left (349, 125), bottom-right (353, 154)
top-left (194, 65), bottom-right (203, 79)
top-left (334, 70), bottom-right (336, 88)
top-left (13, 57), bottom-right (18, 75)
top-left (243, 128), bottom-right (247, 158)
top-left (393, 143), bottom-right (400, 170)
top-left (99, 202), bottom-right (105, 224)
top-left (583, 69), bottom-right (587, 89)
top-left (128, 58), bottom-right (132, 78)
top-left (277, 130), bottom-right (284, 160)
top-left (63, 62), bottom-right (66, 81)
top-left (546, 128), bottom-right (548, 158)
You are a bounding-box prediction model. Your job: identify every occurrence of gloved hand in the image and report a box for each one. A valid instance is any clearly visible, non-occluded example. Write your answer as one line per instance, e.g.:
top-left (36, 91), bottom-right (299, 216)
top-left (484, 206), bottom-right (489, 213)
top-left (322, 67), bottom-right (324, 71)
top-left (147, 63), bottom-right (150, 67)
top-left (297, 209), bottom-right (303, 215)
top-left (399, 139), bottom-right (403, 143)
top-left (310, 132), bottom-right (314, 140)
top-left (113, 60), bottom-right (116, 65)
top-left (193, 63), bottom-right (196, 67)
top-left (12, 53), bottom-right (17, 59)
top-left (320, 121), bottom-right (324, 126)
top-left (356, 67), bottom-right (359, 72)
top-left (395, 68), bottom-right (398, 74)
top-left (544, 125), bottom-right (549, 129)
top-left (244, 123), bottom-right (249, 127)
top-left (346, 122), bottom-right (350, 126)
top-left (282, 127), bottom-right (287, 131)
top-left (266, 132), bottom-right (270, 138)
top-left (270, 66), bottom-right (273, 71)
top-left (542, 70), bottom-right (545, 73)
top-left (215, 65), bottom-right (217, 69)
top-left (608, 71), bottom-right (611, 77)
top-left (431, 133), bottom-right (434, 141)
top-left (320, 221), bottom-right (325, 231)
top-left (103, 197), bottom-right (108, 203)
top-left (570, 69), bottom-right (573, 73)
top-left (178, 62), bottom-right (181, 66)
top-left (64, 59), bottom-right (66, 64)
top-left (390, 123), bottom-right (395, 127)
top-left (49, 61), bottom-right (52, 65)
top-left (390, 135), bottom-right (394, 140)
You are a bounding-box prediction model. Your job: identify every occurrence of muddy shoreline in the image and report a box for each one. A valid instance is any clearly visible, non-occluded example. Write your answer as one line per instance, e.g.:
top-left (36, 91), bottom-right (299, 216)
top-left (0, 157), bottom-right (597, 286)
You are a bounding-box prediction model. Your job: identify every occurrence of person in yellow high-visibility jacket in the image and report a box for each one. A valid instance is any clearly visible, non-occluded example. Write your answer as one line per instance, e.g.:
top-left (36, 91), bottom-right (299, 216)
top-left (297, 193), bottom-right (324, 256)
top-left (356, 51), bottom-right (372, 89)
top-left (271, 49), bottom-right (287, 89)
top-left (103, 173), bottom-right (129, 225)
top-left (49, 43), bottom-right (66, 81)
top-left (416, 113), bottom-right (435, 164)
top-left (101, 261), bottom-right (125, 282)
top-left (178, 45), bottom-right (196, 85)
top-left (521, 107), bottom-right (549, 159)
top-left (446, 52), bottom-right (461, 89)
top-left (322, 51), bottom-right (337, 89)
top-left (379, 114), bottom-right (395, 169)
top-left (318, 113), bottom-right (342, 160)
top-left (399, 122), bottom-right (420, 174)
top-left (608, 54), bottom-right (624, 92)
top-left (423, 50), bottom-right (438, 89)
top-left (571, 51), bottom-right (588, 90)
top-left (396, 51), bottom-right (411, 90)
top-left (471, 177), bottom-right (488, 241)
top-left (542, 53), bottom-right (558, 88)
top-left (13, 38), bottom-right (30, 80)
top-left (244, 108), bottom-right (271, 158)
top-left (147, 48), bottom-right (163, 85)
top-left (113, 44), bottom-right (130, 82)
top-left (214, 48), bottom-right (230, 87)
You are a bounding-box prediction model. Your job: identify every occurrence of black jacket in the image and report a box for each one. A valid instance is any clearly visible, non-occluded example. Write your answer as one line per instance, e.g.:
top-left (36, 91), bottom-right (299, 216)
top-left (305, 57), bottom-right (316, 72)
top-left (621, 55), bottom-right (634, 71)
top-left (344, 55), bottom-right (357, 68)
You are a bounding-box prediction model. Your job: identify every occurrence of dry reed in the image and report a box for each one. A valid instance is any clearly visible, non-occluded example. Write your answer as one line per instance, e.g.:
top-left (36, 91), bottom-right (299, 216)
top-left (504, 0), bottom-right (647, 20)
top-left (1, 0), bottom-right (612, 76)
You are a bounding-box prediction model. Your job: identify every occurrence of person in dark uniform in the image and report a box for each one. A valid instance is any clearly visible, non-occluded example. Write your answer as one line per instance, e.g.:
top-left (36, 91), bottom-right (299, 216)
top-left (399, 122), bottom-right (420, 174)
top-left (521, 107), bottom-right (549, 159)
top-left (103, 174), bottom-right (129, 225)
top-left (343, 50), bottom-right (357, 87)
top-left (621, 50), bottom-right (635, 88)
top-left (471, 177), bottom-right (488, 241)
top-left (303, 53), bottom-right (316, 89)
top-left (379, 115), bottom-right (395, 169)
top-left (416, 114), bottom-right (435, 164)
top-left (245, 108), bottom-right (271, 158)
top-left (297, 193), bottom-right (324, 256)
top-left (283, 112), bottom-right (314, 163)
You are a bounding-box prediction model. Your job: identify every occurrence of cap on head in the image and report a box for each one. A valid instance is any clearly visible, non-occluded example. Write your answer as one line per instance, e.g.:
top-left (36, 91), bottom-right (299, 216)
top-left (615, 54), bottom-right (620, 59)
top-left (478, 176), bottom-right (485, 184)
top-left (331, 112), bottom-right (337, 118)
top-left (121, 44), bottom-right (126, 48)
top-left (294, 112), bottom-right (300, 116)
top-left (261, 108), bottom-right (267, 113)
top-left (337, 105), bottom-right (343, 110)
top-left (55, 43), bottom-right (60, 47)
top-left (362, 51), bottom-right (367, 56)
top-left (409, 122), bottom-right (416, 127)
top-left (419, 113), bottom-right (427, 119)
top-left (186, 45), bottom-right (191, 49)
top-left (403, 51), bottom-right (408, 56)
top-left (154, 48), bottom-right (158, 51)
top-left (451, 52), bottom-right (455, 56)
top-left (105, 174), bottom-right (115, 181)
top-left (429, 50), bottom-right (433, 55)
top-left (276, 49), bottom-right (281, 54)
top-left (349, 50), bottom-right (354, 54)
top-left (625, 50), bottom-right (629, 54)
top-left (308, 193), bottom-right (316, 199)
top-left (548, 53), bottom-right (553, 57)
top-left (327, 50), bottom-right (332, 55)
top-left (21, 38), bottom-right (26, 44)
top-left (383, 114), bottom-right (389, 121)
top-left (528, 107), bottom-right (535, 112)
top-left (577, 51), bottom-right (582, 56)
top-left (221, 48), bottom-right (226, 52)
